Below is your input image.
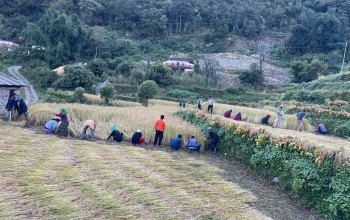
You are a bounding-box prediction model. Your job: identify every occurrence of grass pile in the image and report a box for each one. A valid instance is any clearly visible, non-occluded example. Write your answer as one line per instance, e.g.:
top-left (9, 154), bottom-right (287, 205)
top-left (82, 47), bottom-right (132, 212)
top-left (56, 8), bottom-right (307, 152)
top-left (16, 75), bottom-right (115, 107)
top-left (195, 111), bottom-right (350, 166)
top-left (202, 103), bottom-right (314, 132)
top-left (28, 100), bottom-right (205, 145)
top-left (0, 122), bottom-right (269, 219)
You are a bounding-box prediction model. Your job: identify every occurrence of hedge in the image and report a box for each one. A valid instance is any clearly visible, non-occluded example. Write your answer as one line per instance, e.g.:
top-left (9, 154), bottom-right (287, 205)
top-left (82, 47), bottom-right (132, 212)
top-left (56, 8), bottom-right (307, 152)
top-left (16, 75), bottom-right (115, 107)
top-left (175, 110), bottom-right (350, 219)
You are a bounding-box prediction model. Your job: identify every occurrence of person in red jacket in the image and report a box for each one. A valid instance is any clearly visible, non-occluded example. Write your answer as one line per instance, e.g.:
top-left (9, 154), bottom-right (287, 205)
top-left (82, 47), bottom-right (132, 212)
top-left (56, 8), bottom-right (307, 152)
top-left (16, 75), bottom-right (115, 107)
top-left (234, 113), bottom-right (242, 121)
top-left (153, 115), bottom-right (166, 146)
top-left (224, 110), bottom-right (232, 118)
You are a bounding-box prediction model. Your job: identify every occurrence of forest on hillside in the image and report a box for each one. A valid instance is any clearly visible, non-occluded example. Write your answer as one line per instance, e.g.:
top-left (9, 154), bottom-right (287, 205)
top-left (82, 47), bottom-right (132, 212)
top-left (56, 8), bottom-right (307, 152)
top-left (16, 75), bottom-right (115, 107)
top-left (1, 0), bottom-right (350, 85)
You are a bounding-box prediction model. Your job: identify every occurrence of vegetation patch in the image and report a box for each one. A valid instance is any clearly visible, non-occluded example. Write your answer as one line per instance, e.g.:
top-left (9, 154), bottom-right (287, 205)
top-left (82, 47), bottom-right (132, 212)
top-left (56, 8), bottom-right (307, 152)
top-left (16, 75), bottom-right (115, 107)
top-left (176, 110), bottom-right (350, 219)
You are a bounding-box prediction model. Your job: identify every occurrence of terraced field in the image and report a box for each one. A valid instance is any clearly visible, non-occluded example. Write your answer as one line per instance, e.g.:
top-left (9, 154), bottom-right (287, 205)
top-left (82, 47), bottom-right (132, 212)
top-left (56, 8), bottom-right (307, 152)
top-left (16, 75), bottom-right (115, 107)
top-left (0, 123), bottom-right (269, 219)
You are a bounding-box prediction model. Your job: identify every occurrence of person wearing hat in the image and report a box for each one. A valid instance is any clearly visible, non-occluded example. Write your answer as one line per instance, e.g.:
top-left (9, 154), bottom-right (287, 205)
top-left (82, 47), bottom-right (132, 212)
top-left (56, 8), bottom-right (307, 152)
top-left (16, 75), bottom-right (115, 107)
top-left (106, 125), bottom-right (123, 142)
top-left (315, 120), bottom-right (328, 135)
top-left (207, 127), bottom-right (219, 154)
top-left (131, 129), bottom-right (145, 144)
top-left (43, 118), bottom-right (61, 134)
top-left (170, 134), bottom-right (183, 150)
top-left (55, 108), bottom-right (69, 137)
top-left (185, 136), bottom-right (201, 153)
top-left (80, 120), bottom-right (96, 141)
top-left (224, 109), bottom-right (232, 118)
top-left (260, 115), bottom-right (271, 125)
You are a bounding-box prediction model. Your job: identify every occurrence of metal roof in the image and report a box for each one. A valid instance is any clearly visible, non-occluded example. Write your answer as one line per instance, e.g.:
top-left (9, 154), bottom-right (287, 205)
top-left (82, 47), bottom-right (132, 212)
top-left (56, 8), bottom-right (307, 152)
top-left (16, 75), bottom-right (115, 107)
top-left (0, 72), bottom-right (26, 87)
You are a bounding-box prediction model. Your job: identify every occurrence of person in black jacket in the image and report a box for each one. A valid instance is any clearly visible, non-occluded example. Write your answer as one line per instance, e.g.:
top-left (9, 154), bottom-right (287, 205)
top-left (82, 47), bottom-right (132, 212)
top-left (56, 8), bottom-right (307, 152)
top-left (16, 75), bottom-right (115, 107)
top-left (207, 127), bottom-right (219, 154)
top-left (131, 129), bottom-right (145, 144)
top-left (16, 98), bottom-right (29, 127)
top-left (260, 115), bottom-right (271, 125)
top-left (106, 125), bottom-right (123, 142)
top-left (6, 93), bottom-right (17, 121)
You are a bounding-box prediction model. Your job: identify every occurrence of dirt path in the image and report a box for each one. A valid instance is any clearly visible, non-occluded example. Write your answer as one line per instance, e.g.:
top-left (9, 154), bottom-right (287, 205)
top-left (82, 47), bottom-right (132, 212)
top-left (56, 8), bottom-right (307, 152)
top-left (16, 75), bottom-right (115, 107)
top-left (7, 66), bottom-right (39, 104)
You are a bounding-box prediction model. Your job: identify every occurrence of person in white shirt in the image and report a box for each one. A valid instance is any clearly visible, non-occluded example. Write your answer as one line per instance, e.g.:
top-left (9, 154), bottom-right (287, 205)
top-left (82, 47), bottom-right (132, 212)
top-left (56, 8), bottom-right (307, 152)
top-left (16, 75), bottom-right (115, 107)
top-left (273, 106), bottom-right (284, 128)
top-left (207, 96), bottom-right (214, 114)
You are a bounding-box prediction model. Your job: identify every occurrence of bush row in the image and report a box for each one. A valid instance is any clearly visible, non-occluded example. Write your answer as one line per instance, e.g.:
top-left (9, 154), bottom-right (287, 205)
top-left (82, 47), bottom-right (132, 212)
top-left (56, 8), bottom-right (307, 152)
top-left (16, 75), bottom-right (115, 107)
top-left (175, 111), bottom-right (350, 219)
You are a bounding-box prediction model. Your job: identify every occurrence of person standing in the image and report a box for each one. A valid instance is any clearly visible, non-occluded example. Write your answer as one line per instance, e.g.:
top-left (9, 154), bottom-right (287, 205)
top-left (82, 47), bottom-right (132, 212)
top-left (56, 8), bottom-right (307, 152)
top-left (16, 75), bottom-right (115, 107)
top-left (55, 108), bottom-right (69, 137)
top-left (197, 96), bottom-right (203, 110)
top-left (6, 93), bottom-right (17, 121)
top-left (170, 134), bottom-right (182, 150)
top-left (106, 125), bottom-right (123, 142)
top-left (273, 106), bottom-right (284, 128)
top-left (297, 109), bottom-right (306, 132)
top-left (131, 129), bottom-right (145, 144)
top-left (207, 127), bottom-right (219, 154)
top-left (17, 98), bottom-right (29, 127)
top-left (207, 96), bottom-right (214, 114)
top-left (80, 120), bottom-right (96, 141)
top-left (153, 115), bottom-right (166, 146)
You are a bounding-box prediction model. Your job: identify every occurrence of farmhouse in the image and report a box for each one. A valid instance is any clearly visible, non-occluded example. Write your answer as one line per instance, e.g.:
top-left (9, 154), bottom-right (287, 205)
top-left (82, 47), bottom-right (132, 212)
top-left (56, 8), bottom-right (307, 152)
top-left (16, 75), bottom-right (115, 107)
top-left (0, 72), bottom-right (26, 116)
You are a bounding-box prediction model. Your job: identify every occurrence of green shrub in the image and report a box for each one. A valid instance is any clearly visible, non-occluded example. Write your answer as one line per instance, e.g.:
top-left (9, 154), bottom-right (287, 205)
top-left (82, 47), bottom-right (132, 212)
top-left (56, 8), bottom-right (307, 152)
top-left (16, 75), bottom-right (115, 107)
top-left (73, 87), bottom-right (87, 103)
top-left (100, 84), bottom-right (115, 105)
top-left (166, 89), bottom-right (199, 100)
top-left (333, 124), bottom-right (350, 139)
top-left (175, 110), bottom-right (350, 219)
top-left (138, 80), bottom-right (158, 106)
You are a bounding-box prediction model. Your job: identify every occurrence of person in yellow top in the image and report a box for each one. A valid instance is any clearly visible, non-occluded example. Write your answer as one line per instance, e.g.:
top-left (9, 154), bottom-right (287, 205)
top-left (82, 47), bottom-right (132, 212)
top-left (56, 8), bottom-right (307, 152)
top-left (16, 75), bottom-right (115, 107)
top-left (80, 120), bottom-right (96, 141)
top-left (153, 115), bottom-right (166, 146)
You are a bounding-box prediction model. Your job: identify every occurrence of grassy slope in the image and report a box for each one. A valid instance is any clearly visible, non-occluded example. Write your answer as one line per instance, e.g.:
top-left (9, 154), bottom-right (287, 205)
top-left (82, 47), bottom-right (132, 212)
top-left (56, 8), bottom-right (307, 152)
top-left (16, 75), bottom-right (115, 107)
top-left (0, 122), bottom-right (269, 220)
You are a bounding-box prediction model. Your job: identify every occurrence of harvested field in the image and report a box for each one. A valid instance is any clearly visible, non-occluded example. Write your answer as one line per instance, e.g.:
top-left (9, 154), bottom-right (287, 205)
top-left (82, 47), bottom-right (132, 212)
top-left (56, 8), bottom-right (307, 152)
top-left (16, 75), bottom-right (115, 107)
top-left (0, 122), bottom-right (270, 219)
top-left (28, 100), bottom-right (205, 145)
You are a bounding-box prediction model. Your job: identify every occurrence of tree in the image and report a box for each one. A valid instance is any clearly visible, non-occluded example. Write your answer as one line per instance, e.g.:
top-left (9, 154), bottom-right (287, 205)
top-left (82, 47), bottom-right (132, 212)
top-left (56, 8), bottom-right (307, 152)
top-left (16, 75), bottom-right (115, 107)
top-left (290, 60), bottom-right (328, 83)
top-left (117, 60), bottom-right (133, 77)
top-left (87, 58), bottom-right (107, 77)
top-left (100, 84), bottom-right (115, 105)
top-left (147, 61), bottom-right (173, 86)
top-left (73, 87), bottom-right (87, 103)
top-left (238, 63), bottom-right (264, 86)
top-left (202, 55), bottom-right (219, 86)
top-left (54, 66), bottom-right (94, 89)
top-left (138, 80), bottom-right (158, 107)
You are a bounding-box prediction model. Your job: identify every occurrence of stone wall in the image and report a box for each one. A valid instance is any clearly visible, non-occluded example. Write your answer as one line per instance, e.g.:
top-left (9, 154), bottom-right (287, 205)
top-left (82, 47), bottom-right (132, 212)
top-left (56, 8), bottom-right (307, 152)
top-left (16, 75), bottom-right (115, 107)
top-left (0, 87), bottom-right (18, 117)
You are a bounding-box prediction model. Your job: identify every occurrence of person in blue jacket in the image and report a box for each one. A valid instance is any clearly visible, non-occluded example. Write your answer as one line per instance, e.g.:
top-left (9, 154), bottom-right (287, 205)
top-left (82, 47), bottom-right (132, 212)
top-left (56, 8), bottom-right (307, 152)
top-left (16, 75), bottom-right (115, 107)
top-left (170, 134), bottom-right (182, 150)
top-left (185, 136), bottom-right (201, 152)
top-left (316, 120), bottom-right (328, 135)
top-left (297, 109), bottom-right (306, 132)
top-left (43, 118), bottom-right (60, 134)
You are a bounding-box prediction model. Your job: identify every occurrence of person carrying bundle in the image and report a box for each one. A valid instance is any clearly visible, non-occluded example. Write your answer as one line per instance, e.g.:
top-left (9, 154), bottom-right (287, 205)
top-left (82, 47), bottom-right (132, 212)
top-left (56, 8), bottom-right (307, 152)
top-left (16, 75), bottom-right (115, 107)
top-left (106, 125), bottom-right (123, 142)
top-left (273, 106), bottom-right (284, 128)
top-left (131, 129), bottom-right (145, 144)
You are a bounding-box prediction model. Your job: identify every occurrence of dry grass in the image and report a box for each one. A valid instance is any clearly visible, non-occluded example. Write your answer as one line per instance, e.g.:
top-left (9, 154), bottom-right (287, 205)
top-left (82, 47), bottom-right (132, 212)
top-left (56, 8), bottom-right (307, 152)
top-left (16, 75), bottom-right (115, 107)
top-left (28, 100), bottom-right (205, 145)
top-left (197, 111), bottom-right (350, 166)
top-left (202, 103), bottom-right (314, 132)
top-left (0, 122), bottom-right (270, 219)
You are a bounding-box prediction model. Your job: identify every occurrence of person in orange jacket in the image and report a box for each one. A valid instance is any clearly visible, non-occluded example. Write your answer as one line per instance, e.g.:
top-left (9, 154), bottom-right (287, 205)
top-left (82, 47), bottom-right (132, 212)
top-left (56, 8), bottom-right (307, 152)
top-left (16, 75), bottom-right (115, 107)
top-left (153, 115), bottom-right (166, 146)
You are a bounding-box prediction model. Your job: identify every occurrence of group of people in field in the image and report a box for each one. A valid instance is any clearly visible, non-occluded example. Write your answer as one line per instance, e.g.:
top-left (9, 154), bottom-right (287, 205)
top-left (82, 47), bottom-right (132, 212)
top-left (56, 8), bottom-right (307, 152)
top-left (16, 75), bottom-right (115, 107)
top-left (43, 111), bottom-right (221, 154)
top-left (6, 93), bottom-right (29, 127)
